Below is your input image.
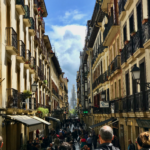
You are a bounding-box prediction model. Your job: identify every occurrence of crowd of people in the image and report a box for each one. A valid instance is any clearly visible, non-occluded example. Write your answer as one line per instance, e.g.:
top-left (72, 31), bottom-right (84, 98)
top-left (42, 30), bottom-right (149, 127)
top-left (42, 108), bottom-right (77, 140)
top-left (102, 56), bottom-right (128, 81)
top-left (1, 119), bottom-right (150, 150)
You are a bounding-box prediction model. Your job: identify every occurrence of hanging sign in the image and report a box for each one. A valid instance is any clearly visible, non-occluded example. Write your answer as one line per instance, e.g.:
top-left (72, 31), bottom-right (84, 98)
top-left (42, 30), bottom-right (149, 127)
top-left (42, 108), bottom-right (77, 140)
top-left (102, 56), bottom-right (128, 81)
top-left (100, 101), bottom-right (109, 108)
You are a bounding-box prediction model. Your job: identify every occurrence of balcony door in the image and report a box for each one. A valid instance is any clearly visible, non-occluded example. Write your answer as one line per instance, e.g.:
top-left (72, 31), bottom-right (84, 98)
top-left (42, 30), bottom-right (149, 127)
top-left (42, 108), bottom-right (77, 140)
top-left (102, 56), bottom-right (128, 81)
top-left (137, 2), bottom-right (142, 30)
top-left (148, 0), bottom-right (150, 17)
top-left (126, 73), bottom-right (130, 96)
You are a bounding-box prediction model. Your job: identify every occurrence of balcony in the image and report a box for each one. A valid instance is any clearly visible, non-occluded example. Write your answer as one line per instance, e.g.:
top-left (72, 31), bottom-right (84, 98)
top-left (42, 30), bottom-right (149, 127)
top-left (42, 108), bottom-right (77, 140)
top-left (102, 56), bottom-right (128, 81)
top-left (39, 38), bottom-right (44, 53)
top-left (34, 30), bottom-right (40, 45)
top-left (17, 40), bottom-right (25, 63)
top-left (29, 17), bottom-right (35, 36)
top-left (38, 10), bottom-right (43, 24)
top-left (93, 107), bottom-right (111, 114)
top-left (41, 20), bottom-right (45, 33)
top-left (103, 70), bottom-right (108, 82)
top-left (23, 5), bottom-right (31, 27)
top-left (34, 0), bottom-right (39, 14)
top-left (101, 0), bottom-right (111, 12)
top-left (6, 88), bottom-right (18, 109)
top-left (52, 88), bottom-right (59, 98)
top-left (16, 0), bottom-right (25, 15)
top-left (92, 43), bottom-right (107, 67)
top-left (59, 95), bottom-right (63, 101)
top-left (6, 27), bottom-right (18, 55)
top-left (30, 57), bottom-right (36, 73)
top-left (24, 50), bottom-right (31, 69)
top-left (118, 0), bottom-right (127, 21)
top-left (103, 14), bottom-right (119, 46)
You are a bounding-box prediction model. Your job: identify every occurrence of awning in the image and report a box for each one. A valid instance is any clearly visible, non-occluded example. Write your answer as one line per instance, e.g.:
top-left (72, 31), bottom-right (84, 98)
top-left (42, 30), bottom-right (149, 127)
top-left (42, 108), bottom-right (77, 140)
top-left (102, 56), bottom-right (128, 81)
top-left (89, 118), bottom-right (114, 129)
top-left (46, 117), bottom-right (60, 122)
top-left (7, 115), bottom-right (41, 126)
top-left (32, 116), bottom-right (51, 126)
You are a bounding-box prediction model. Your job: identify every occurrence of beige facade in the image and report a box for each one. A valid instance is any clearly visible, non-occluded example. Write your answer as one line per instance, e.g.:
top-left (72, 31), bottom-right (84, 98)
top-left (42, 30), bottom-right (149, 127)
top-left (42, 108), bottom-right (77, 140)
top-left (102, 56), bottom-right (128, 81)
top-left (77, 0), bottom-right (150, 150)
top-left (0, 0), bottom-right (69, 149)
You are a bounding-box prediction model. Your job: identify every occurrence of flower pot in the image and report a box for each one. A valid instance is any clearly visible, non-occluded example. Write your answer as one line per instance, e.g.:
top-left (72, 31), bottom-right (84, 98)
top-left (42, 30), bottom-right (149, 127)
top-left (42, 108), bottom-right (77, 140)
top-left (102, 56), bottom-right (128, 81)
top-left (130, 32), bottom-right (136, 37)
top-left (37, 111), bottom-right (41, 113)
top-left (124, 40), bottom-right (129, 45)
top-left (142, 19), bottom-right (148, 25)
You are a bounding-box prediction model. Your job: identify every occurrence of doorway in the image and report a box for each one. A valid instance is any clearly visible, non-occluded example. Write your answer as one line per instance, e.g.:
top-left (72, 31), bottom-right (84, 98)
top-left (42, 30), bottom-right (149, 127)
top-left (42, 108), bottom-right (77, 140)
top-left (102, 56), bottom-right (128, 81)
top-left (120, 125), bottom-right (125, 150)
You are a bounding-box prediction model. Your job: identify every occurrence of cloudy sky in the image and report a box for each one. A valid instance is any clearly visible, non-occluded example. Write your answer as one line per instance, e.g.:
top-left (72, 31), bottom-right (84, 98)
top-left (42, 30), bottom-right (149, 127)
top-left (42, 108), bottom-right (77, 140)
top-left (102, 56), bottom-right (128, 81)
top-left (44, 0), bottom-right (95, 102)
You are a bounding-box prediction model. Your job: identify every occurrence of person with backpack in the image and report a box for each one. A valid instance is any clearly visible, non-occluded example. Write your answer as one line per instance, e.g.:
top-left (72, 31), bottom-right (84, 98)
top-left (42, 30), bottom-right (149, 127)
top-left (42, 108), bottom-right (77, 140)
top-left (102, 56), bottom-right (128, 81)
top-left (95, 125), bottom-right (120, 150)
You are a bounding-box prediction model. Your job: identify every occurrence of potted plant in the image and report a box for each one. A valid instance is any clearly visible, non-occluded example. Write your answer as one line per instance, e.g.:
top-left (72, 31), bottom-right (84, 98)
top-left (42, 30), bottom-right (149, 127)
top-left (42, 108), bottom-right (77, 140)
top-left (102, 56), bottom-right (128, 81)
top-left (23, 90), bottom-right (32, 99)
top-left (37, 107), bottom-right (49, 118)
top-left (142, 19), bottom-right (148, 25)
top-left (43, 80), bottom-right (47, 84)
top-left (130, 31), bottom-right (136, 37)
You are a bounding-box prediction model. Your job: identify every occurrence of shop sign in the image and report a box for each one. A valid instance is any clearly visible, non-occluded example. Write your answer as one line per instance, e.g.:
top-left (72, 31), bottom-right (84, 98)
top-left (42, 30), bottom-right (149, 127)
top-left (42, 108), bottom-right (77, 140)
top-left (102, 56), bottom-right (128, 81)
top-left (100, 101), bottom-right (109, 108)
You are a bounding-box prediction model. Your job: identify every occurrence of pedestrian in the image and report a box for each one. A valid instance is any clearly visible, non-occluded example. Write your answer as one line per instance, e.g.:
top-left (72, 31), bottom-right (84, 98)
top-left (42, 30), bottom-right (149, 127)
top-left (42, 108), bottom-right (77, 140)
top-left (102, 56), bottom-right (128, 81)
top-left (49, 143), bottom-right (54, 150)
top-left (54, 135), bottom-right (60, 150)
top-left (0, 136), bottom-right (4, 150)
top-left (93, 134), bottom-right (99, 149)
top-left (136, 132), bottom-right (150, 150)
top-left (87, 135), bottom-right (92, 150)
top-left (80, 135), bottom-right (87, 149)
top-left (36, 129), bottom-right (39, 138)
top-left (96, 125), bottom-right (120, 150)
top-left (128, 139), bottom-right (135, 150)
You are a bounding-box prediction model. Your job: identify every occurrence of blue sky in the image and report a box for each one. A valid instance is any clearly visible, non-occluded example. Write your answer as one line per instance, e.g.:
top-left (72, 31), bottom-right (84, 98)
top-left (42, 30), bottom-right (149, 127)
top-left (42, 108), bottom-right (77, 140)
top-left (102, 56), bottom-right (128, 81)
top-left (44, 0), bottom-right (95, 102)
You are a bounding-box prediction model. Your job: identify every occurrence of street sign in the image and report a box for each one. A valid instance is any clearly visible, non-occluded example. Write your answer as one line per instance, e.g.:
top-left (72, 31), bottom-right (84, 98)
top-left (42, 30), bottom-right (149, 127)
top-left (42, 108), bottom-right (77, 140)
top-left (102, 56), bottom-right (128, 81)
top-left (100, 101), bottom-right (109, 108)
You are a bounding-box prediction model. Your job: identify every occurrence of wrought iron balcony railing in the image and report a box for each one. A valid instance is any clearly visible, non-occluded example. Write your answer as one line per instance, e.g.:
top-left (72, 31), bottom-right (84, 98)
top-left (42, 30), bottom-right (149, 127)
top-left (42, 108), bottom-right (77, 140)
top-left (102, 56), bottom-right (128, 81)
top-left (52, 88), bottom-right (59, 98)
top-left (6, 88), bottom-right (18, 108)
top-left (119, 0), bottom-right (127, 15)
top-left (103, 14), bottom-right (118, 41)
top-left (114, 55), bottom-right (121, 70)
top-left (23, 5), bottom-right (30, 19)
top-left (121, 19), bottom-right (150, 64)
top-left (25, 50), bottom-right (31, 64)
top-left (16, 0), bottom-right (24, 8)
top-left (59, 95), bottom-right (63, 101)
top-left (34, 0), bottom-right (39, 7)
top-left (18, 40), bottom-right (25, 58)
top-left (6, 27), bottom-right (18, 50)
top-left (30, 57), bottom-right (36, 70)
top-left (29, 17), bottom-right (35, 30)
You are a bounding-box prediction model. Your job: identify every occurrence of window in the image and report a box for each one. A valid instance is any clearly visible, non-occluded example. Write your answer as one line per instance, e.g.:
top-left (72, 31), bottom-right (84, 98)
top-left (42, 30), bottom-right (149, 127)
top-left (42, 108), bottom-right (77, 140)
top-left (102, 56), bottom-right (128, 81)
top-left (123, 25), bottom-right (127, 42)
top-left (126, 73), bottom-right (130, 95)
top-left (115, 82), bottom-right (117, 98)
top-left (129, 14), bottom-right (134, 34)
top-left (119, 79), bottom-right (121, 97)
top-left (117, 38), bottom-right (119, 55)
top-left (137, 2), bottom-right (142, 29)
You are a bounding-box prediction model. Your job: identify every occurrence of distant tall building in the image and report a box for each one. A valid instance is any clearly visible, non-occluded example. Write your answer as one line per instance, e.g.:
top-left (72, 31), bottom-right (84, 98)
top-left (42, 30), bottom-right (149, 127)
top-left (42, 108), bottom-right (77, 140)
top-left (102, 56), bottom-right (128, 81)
top-left (70, 85), bottom-right (77, 109)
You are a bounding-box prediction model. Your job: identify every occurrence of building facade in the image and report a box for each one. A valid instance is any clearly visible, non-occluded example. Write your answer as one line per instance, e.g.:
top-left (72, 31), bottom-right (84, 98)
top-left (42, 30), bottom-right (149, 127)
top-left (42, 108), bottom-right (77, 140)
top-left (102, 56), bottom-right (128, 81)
top-left (77, 0), bottom-right (150, 149)
top-left (0, 0), bottom-right (69, 150)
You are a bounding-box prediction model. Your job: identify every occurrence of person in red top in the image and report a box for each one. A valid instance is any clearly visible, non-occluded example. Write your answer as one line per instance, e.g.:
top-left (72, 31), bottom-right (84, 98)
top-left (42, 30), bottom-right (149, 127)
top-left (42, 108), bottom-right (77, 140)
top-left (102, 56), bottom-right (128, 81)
top-left (36, 129), bottom-right (39, 138)
top-left (80, 135), bottom-right (87, 149)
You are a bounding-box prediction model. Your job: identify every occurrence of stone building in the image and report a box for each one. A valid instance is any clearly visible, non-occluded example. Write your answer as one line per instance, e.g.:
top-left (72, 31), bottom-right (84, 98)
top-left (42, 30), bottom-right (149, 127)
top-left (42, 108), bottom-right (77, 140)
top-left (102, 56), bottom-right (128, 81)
top-left (0, 0), bottom-right (69, 150)
top-left (77, 0), bottom-right (150, 150)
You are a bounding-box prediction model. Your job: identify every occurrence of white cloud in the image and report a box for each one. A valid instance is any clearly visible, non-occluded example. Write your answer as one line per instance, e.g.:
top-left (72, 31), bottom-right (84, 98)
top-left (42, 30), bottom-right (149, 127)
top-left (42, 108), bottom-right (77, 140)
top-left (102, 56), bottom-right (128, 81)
top-left (47, 24), bottom-right (86, 101)
top-left (60, 10), bottom-right (86, 23)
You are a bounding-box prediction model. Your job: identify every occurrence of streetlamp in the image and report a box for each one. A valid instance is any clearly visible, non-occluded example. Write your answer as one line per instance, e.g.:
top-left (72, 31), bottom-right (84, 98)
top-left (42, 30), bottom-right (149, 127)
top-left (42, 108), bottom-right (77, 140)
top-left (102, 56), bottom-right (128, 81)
top-left (131, 64), bottom-right (150, 88)
top-left (131, 64), bottom-right (140, 80)
top-left (31, 81), bottom-right (38, 92)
